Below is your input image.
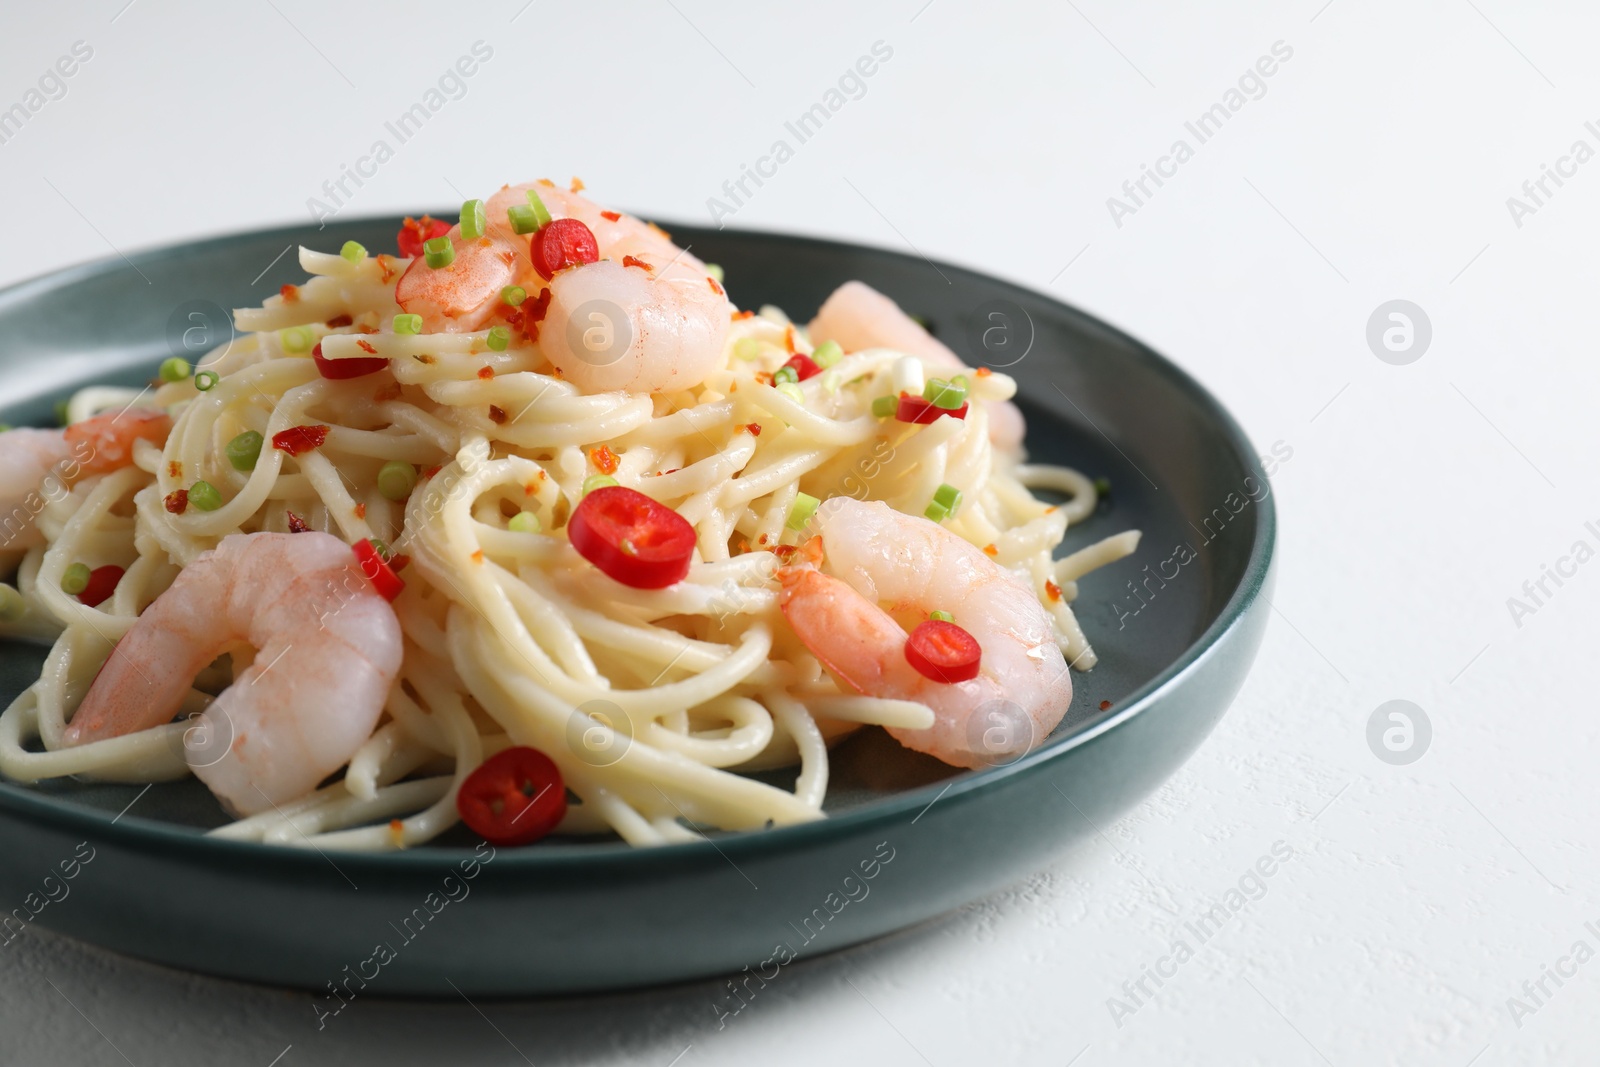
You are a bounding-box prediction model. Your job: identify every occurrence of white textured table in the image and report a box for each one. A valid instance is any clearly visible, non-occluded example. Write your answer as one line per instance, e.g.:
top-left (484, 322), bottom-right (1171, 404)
top-left (2, 2), bottom-right (1591, 1063)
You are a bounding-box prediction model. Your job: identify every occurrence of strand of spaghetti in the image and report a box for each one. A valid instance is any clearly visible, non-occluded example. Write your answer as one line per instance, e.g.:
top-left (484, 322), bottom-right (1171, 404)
top-left (0, 687), bottom-right (190, 783)
top-left (765, 691), bottom-right (828, 809)
top-left (642, 695), bottom-right (775, 767)
top-left (1015, 463), bottom-right (1098, 523)
top-left (265, 777), bottom-right (454, 845)
top-left (35, 467), bottom-right (147, 633)
top-left (1055, 530), bottom-right (1143, 584)
top-left (800, 694), bottom-right (937, 730)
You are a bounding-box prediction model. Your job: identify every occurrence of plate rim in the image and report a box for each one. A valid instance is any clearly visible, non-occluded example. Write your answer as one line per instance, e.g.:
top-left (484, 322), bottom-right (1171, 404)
top-left (0, 213), bottom-right (1277, 871)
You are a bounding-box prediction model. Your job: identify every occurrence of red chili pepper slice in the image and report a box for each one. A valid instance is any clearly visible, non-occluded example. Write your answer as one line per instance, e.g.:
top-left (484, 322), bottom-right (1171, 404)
top-left (77, 565), bottom-right (125, 608)
top-left (351, 539), bottom-right (405, 602)
top-left (397, 215), bottom-right (450, 258)
top-left (896, 394), bottom-right (969, 424)
top-left (456, 746), bottom-right (568, 846)
top-left (567, 485), bottom-right (695, 589)
top-left (312, 341), bottom-right (387, 380)
top-left (784, 353), bottom-right (822, 382)
top-left (272, 424), bottom-right (330, 456)
top-left (529, 218), bottom-right (600, 280)
top-left (904, 619), bottom-right (982, 683)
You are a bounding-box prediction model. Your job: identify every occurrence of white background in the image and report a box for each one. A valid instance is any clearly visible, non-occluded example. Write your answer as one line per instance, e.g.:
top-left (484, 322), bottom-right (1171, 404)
top-left (0, 1), bottom-right (1594, 1064)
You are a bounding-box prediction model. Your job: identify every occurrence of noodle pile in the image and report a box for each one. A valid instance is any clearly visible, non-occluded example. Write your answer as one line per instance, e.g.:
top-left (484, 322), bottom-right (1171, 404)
top-left (0, 231), bottom-right (1137, 849)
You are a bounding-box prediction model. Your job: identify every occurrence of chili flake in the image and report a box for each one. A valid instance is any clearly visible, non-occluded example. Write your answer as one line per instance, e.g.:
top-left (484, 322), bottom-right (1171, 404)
top-left (1045, 580), bottom-right (1062, 602)
top-left (279, 284), bottom-right (299, 303)
top-left (325, 314), bottom-right (353, 328)
top-left (488, 405), bottom-right (507, 424)
top-left (354, 502), bottom-right (367, 519)
top-left (600, 210), bottom-right (621, 222)
top-left (471, 549), bottom-right (485, 564)
top-left (377, 255), bottom-right (398, 283)
top-left (163, 489), bottom-right (189, 514)
top-left (167, 461), bottom-right (183, 480)
top-left (590, 445), bottom-right (619, 475)
top-left (477, 366), bottom-right (495, 380)
top-left (422, 465), bottom-right (443, 480)
top-left (622, 255), bottom-right (652, 272)
top-left (1099, 700), bottom-right (1112, 711)
top-left (708, 277), bottom-right (724, 295)
top-left (983, 543), bottom-right (999, 557)
top-left (356, 339), bottom-right (378, 355)
top-left (570, 176), bottom-right (585, 192)
top-left (741, 422), bottom-right (762, 436)
top-left (974, 366), bottom-right (992, 377)
top-left (287, 510), bottom-right (310, 533)
top-left (272, 425), bottom-right (329, 456)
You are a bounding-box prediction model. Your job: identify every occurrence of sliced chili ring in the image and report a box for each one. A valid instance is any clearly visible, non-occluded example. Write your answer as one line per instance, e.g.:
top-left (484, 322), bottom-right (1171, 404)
top-left (352, 538), bottom-right (405, 602)
top-left (77, 565), bottom-right (125, 608)
top-left (904, 619), bottom-right (982, 683)
top-left (456, 746), bottom-right (568, 846)
top-left (529, 218), bottom-right (600, 280)
top-left (567, 485), bottom-right (695, 589)
top-left (312, 342), bottom-right (387, 380)
top-left (896, 394), bottom-right (969, 424)
top-left (397, 215), bottom-right (450, 258)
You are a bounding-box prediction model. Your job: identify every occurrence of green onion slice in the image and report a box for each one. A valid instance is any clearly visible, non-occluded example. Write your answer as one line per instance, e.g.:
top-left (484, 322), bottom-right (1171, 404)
top-left (459, 199), bottom-right (487, 240)
top-left (786, 492), bottom-right (820, 531)
top-left (226, 431), bottom-right (264, 472)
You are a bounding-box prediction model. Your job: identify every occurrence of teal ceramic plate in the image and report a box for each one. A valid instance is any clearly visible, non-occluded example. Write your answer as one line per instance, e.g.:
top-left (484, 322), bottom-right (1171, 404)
top-left (0, 218), bottom-right (1275, 996)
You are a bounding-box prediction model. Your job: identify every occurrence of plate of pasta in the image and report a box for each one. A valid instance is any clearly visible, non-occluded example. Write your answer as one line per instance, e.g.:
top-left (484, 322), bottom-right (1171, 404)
top-left (0, 180), bottom-right (1274, 995)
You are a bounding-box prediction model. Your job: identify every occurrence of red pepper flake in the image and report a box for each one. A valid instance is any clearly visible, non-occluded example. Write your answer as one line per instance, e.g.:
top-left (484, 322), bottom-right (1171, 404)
top-left (287, 510), bottom-right (309, 533)
top-left (272, 425), bottom-right (329, 456)
top-left (477, 366), bottom-right (495, 380)
top-left (526, 288), bottom-right (551, 323)
top-left (422, 465), bottom-right (442, 480)
top-left (537, 177), bottom-right (556, 187)
top-left (167, 461), bottom-right (183, 480)
top-left (279, 284), bottom-right (299, 303)
top-left (377, 255), bottom-right (398, 284)
top-left (740, 422), bottom-right (762, 436)
top-left (974, 366), bottom-right (992, 378)
top-left (356, 339), bottom-right (378, 355)
top-left (600, 210), bottom-right (621, 222)
top-left (1045, 580), bottom-right (1062, 602)
top-left (783, 325), bottom-right (796, 353)
top-left (570, 176), bottom-right (585, 192)
top-left (757, 533), bottom-right (769, 546)
top-left (772, 543), bottom-right (801, 560)
top-left (354, 502), bottom-right (367, 520)
top-left (733, 309), bottom-right (755, 320)
top-left (373, 381), bottom-right (403, 402)
top-left (551, 366), bottom-right (565, 381)
top-left (488, 405), bottom-right (507, 425)
top-left (1099, 700), bottom-right (1113, 711)
top-left (163, 489), bottom-right (189, 514)
top-left (470, 549), bottom-right (485, 564)
top-left (983, 543), bottom-right (998, 557)
top-left (325, 313), bottom-right (353, 329)
top-left (622, 255), bottom-right (652, 272)
top-left (388, 819), bottom-right (403, 834)
top-left (590, 445), bottom-right (619, 475)
top-left (357, 323), bottom-right (379, 334)
top-left (413, 353), bottom-right (436, 365)
top-left (708, 277), bottom-right (725, 296)
top-left (754, 371), bottom-right (773, 386)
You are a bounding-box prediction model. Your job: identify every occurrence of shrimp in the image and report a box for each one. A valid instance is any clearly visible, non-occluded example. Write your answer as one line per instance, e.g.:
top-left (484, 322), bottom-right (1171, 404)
top-left (778, 497), bottom-right (1070, 769)
top-left (0, 409), bottom-right (170, 551)
top-left (808, 281), bottom-right (1026, 452)
top-left (395, 181), bottom-right (731, 394)
top-left (62, 531), bottom-right (403, 816)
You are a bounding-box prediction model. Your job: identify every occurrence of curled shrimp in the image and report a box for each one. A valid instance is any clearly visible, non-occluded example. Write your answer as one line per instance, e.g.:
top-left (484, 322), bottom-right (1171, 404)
top-left (62, 531), bottom-right (403, 816)
top-left (0, 409), bottom-right (170, 551)
top-left (395, 182), bottom-right (731, 394)
top-left (808, 281), bottom-right (1025, 452)
top-left (779, 497), bottom-right (1070, 769)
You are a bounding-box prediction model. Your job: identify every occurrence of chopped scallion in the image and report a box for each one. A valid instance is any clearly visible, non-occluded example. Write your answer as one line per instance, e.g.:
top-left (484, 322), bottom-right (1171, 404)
top-left (924, 501), bottom-right (950, 523)
top-left (423, 237), bottom-right (455, 269)
top-left (772, 365), bottom-right (799, 386)
top-left (924, 378), bottom-right (967, 409)
top-left (871, 395), bottom-right (897, 418)
top-left (392, 314), bottom-right (422, 336)
top-left (377, 461), bottom-right (418, 502)
top-left (280, 326), bottom-right (315, 354)
top-left (158, 357), bottom-right (190, 382)
top-left (459, 199), bottom-right (487, 240)
top-left (508, 511), bottom-right (541, 534)
top-left (188, 481), bottom-right (222, 511)
top-left (225, 431), bottom-right (264, 472)
top-left (786, 492), bottom-right (820, 531)
top-left (812, 340), bottom-right (843, 368)
top-left (340, 240), bottom-right (367, 263)
top-left (194, 371), bottom-right (219, 392)
top-left (776, 382), bottom-right (804, 405)
top-left (582, 475), bottom-right (617, 496)
top-left (61, 563), bottom-right (91, 596)
top-left (929, 609), bottom-right (954, 622)
top-left (525, 189), bottom-right (553, 229)
top-left (486, 325), bottom-right (510, 351)
top-left (932, 483), bottom-right (962, 511)
top-left (501, 285), bottom-right (527, 307)
top-left (506, 204), bottom-right (539, 234)
top-left (734, 337), bottom-right (763, 362)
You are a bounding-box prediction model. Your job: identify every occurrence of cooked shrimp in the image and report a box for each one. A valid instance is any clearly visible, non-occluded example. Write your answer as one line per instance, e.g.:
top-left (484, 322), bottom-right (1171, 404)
top-left (779, 497), bottom-right (1070, 769)
top-left (809, 281), bottom-right (1025, 452)
top-left (395, 182), bottom-right (731, 393)
top-left (62, 531), bottom-right (403, 816)
top-left (0, 409), bottom-right (170, 551)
